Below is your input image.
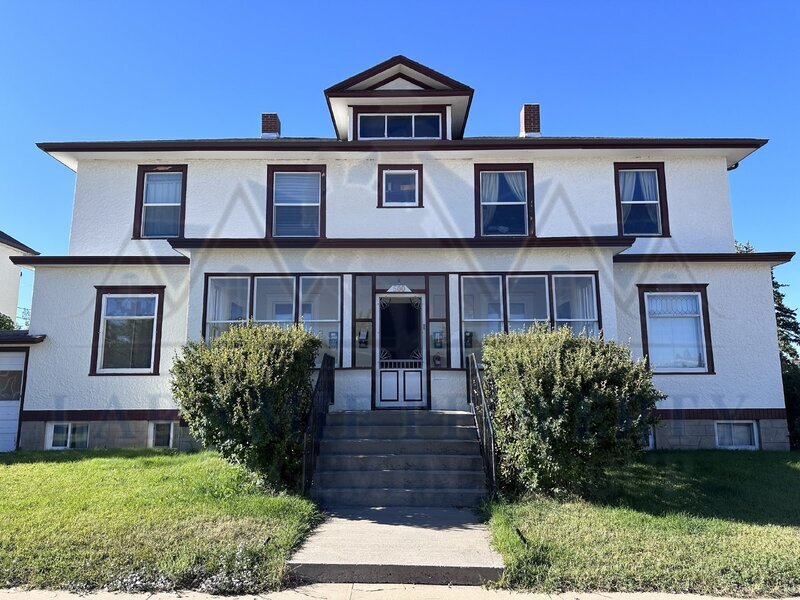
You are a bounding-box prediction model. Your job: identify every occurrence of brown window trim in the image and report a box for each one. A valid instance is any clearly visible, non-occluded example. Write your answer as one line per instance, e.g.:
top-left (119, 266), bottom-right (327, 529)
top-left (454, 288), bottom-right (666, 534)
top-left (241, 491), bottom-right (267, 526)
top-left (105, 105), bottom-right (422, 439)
top-left (637, 283), bottom-right (714, 375)
top-left (89, 285), bottom-right (166, 376)
top-left (377, 164), bottom-right (424, 208)
top-left (132, 165), bottom-right (187, 240)
top-left (614, 162), bottom-right (670, 238)
top-left (266, 165), bottom-right (327, 239)
top-left (352, 105), bottom-right (447, 141)
top-left (474, 164), bottom-right (536, 239)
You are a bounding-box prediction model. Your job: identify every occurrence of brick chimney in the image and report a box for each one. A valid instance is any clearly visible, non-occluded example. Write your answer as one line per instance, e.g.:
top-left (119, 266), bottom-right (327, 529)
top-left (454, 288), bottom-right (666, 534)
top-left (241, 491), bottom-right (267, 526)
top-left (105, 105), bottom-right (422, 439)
top-left (519, 104), bottom-right (541, 137)
top-left (261, 113), bottom-right (281, 138)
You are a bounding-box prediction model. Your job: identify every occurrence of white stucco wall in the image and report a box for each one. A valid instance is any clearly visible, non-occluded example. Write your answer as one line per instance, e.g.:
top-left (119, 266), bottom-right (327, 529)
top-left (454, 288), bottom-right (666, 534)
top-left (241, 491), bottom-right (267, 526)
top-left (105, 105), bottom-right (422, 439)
top-left (67, 152), bottom-right (735, 256)
top-left (614, 261), bottom-right (784, 410)
top-left (0, 246), bottom-right (23, 319)
top-left (24, 264), bottom-right (189, 411)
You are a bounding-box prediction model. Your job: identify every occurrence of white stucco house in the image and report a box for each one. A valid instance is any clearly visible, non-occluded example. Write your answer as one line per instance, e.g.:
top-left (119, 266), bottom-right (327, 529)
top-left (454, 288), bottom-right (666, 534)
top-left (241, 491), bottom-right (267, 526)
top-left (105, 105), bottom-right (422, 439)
top-left (4, 56), bottom-right (793, 453)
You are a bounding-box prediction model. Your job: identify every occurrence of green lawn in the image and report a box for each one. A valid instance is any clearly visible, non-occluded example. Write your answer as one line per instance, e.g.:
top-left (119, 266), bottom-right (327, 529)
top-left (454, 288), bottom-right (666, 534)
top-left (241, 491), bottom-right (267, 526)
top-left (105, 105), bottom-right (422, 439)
top-left (490, 450), bottom-right (800, 597)
top-left (0, 450), bottom-right (319, 593)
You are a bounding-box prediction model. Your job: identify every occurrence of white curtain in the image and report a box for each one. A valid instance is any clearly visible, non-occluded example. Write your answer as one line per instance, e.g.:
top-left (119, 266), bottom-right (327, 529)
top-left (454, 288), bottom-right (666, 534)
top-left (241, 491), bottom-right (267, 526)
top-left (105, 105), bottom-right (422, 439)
top-left (619, 171), bottom-right (638, 202)
top-left (504, 172), bottom-right (527, 203)
top-left (480, 172), bottom-right (500, 203)
top-left (637, 170), bottom-right (658, 201)
top-left (648, 294), bottom-right (704, 369)
top-left (144, 173), bottom-right (182, 204)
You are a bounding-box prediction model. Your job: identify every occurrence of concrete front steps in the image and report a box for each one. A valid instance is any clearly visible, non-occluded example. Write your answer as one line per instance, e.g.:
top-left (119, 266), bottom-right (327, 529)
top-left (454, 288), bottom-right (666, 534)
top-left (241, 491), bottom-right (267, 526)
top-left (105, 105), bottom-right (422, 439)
top-left (311, 410), bottom-right (487, 509)
top-left (292, 411), bottom-right (503, 585)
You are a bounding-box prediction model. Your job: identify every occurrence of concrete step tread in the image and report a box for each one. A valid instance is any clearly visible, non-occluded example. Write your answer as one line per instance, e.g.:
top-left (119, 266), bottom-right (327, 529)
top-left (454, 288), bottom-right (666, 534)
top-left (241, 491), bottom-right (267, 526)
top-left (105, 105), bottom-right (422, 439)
top-left (315, 487), bottom-right (487, 493)
top-left (316, 468), bottom-right (483, 475)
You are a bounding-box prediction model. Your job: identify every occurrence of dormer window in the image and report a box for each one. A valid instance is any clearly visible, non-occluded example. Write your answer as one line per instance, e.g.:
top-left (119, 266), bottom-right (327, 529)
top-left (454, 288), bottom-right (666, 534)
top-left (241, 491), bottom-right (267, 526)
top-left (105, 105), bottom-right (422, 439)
top-left (356, 112), bottom-right (443, 140)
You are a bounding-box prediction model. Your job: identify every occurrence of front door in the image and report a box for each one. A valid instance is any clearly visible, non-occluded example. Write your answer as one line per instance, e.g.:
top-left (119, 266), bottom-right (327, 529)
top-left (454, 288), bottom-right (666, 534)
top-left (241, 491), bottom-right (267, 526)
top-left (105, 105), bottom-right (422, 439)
top-left (375, 294), bottom-right (426, 408)
top-left (0, 351), bottom-right (26, 452)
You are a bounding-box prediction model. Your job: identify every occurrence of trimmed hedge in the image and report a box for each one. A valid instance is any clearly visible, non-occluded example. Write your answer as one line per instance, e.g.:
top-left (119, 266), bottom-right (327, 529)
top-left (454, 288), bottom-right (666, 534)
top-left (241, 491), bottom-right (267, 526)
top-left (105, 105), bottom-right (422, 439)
top-left (482, 325), bottom-right (663, 495)
top-left (171, 322), bottom-right (322, 488)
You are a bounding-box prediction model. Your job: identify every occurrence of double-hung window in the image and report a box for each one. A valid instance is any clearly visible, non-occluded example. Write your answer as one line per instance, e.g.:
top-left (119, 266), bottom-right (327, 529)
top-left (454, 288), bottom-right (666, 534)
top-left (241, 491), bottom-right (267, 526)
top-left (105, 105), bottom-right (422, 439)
top-left (553, 275), bottom-right (599, 335)
top-left (92, 287), bottom-right (164, 375)
top-left (378, 165), bottom-right (422, 207)
top-left (269, 166), bottom-right (325, 238)
top-left (47, 423), bottom-right (89, 450)
top-left (135, 165), bottom-right (186, 239)
top-left (639, 285), bottom-right (713, 374)
top-left (615, 162), bottom-right (668, 236)
top-left (358, 113), bottom-right (442, 139)
top-left (461, 276), bottom-right (504, 366)
top-left (476, 165), bottom-right (533, 236)
top-left (205, 277), bottom-right (250, 342)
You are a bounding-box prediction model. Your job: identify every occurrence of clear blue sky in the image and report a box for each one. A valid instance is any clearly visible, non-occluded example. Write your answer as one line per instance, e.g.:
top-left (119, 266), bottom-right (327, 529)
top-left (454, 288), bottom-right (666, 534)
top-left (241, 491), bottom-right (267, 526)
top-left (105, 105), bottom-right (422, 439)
top-left (1, 1), bottom-right (798, 312)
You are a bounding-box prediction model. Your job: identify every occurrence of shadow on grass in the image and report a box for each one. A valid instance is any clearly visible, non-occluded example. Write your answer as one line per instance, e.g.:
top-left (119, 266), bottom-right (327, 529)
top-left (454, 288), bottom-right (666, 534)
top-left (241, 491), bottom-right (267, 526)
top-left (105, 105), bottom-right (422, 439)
top-left (0, 448), bottom-right (193, 466)
top-left (590, 450), bottom-right (800, 527)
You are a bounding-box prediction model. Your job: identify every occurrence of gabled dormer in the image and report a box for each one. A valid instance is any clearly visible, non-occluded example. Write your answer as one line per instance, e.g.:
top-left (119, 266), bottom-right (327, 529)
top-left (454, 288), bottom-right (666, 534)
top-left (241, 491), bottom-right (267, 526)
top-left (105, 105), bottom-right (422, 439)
top-left (324, 55), bottom-right (474, 141)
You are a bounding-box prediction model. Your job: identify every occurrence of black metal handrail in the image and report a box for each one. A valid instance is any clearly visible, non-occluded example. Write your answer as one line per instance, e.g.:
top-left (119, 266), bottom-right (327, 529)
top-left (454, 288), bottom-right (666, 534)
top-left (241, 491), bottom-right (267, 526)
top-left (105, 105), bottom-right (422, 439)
top-left (467, 353), bottom-right (497, 496)
top-left (301, 353), bottom-right (335, 495)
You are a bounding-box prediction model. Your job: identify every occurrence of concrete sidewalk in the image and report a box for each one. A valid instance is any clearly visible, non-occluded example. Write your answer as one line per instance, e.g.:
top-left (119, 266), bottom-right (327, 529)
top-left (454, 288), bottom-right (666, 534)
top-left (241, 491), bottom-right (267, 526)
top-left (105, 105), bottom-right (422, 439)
top-left (0, 587), bottom-right (794, 600)
top-left (288, 507), bottom-right (503, 584)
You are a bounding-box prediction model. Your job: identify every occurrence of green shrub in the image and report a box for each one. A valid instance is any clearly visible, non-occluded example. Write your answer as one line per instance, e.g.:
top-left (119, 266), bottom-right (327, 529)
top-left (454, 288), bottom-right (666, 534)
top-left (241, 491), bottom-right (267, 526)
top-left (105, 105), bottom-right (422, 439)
top-left (782, 361), bottom-right (800, 450)
top-left (482, 325), bottom-right (663, 496)
top-left (171, 322), bottom-right (322, 488)
top-left (0, 313), bottom-right (14, 331)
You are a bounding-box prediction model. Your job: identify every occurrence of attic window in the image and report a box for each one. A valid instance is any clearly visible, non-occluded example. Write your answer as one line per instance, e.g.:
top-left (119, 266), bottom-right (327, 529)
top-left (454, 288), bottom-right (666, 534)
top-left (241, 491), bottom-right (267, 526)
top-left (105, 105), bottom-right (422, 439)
top-left (358, 114), bottom-right (442, 140)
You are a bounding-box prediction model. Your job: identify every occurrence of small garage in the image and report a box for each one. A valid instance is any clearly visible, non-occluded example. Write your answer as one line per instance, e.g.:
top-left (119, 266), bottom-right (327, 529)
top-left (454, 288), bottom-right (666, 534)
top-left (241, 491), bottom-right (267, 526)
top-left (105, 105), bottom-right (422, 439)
top-left (0, 350), bottom-right (26, 451)
top-left (0, 332), bottom-right (44, 452)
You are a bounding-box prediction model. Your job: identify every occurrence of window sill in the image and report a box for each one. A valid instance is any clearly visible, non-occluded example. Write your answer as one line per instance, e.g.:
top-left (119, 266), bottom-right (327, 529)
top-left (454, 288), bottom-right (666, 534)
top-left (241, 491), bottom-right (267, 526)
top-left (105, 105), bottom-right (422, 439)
top-left (89, 371), bottom-right (160, 377)
top-left (652, 370), bottom-right (715, 376)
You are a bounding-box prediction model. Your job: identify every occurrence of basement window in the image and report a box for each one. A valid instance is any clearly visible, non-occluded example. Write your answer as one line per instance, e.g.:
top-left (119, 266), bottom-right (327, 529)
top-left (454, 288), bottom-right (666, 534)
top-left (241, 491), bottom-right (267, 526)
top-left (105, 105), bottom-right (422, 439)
top-left (149, 422), bottom-right (176, 448)
top-left (47, 422), bottom-right (89, 450)
top-left (715, 421), bottom-right (758, 450)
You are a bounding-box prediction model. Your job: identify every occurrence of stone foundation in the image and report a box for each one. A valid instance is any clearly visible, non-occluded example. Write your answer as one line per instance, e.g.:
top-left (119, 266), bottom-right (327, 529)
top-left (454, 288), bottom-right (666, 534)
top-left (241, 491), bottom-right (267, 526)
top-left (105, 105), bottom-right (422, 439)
top-left (18, 421), bottom-right (201, 452)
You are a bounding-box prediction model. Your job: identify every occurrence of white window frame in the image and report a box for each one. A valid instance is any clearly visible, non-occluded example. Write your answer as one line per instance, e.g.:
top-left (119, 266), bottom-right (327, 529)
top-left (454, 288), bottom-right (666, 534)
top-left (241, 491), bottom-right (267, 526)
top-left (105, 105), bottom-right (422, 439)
top-left (618, 168), bottom-right (662, 236)
top-left (253, 276), bottom-right (297, 325)
top-left (552, 274), bottom-right (599, 334)
top-left (148, 421), bottom-right (176, 449)
top-left (505, 275), bottom-right (550, 330)
top-left (272, 172), bottom-right (322, 238)
top-left (299, 276), bottom-right (341, 367)
top-left (45, 422), bottom-right (89, 450)
top-left (382, 169), bottom-right (420, 206)
top-left (205, 276), bottom-right (251, 342)
top-left (97, 293), bottom-right (159, 374)
top-left (141, 171), bottom-right (183, 239)
top-left (715, 420), bottom-right (759, 450)
top-left (644, 291), bottom-right (708, 373)
top-left (461, 275), bottom-right (505, 367)
top-left (357, 113), bottom-right (442, 140)
top-left (479, 171), bottom-right (529, 237)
